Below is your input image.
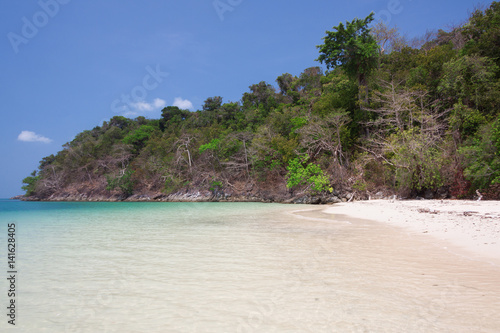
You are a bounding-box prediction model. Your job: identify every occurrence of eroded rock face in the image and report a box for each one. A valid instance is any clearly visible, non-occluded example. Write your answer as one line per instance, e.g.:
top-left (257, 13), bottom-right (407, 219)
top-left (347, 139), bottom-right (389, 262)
top-left (15, 184), bottom-right (389, 205)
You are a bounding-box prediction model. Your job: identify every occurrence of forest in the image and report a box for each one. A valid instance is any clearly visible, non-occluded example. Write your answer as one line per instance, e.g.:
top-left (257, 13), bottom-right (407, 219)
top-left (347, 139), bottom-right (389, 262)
top-left (21, 2), bottom-right (500, 202)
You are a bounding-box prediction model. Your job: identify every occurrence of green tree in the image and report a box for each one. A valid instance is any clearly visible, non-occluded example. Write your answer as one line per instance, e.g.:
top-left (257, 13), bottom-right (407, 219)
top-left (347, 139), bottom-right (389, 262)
top-left (108, 116), bottom-right (131, 130)
top-left (242, 81), bottom-right (278, 118)
top-left (462, 2), bottom-right (500, 65)
top-left (408, 44), bottom-right (457, 93)
top-left (276, 73), bottom-right (298, 96)
top-left (438, 55), bottom-right (498, 109)
top-left (22, 171), bottom-right (39, 196)
top-left (296, 67), bottom-right (323, 97)
top-left (159, 106), bottom-right (191, 131)
top-left (460, 118), bottom-right (500, 189)
top-left (316, 12), bottom-right (379, 102)
top-left (202, 96), bottom-right (223, 112)
top-left (122, 125), bottom-right (157, 153)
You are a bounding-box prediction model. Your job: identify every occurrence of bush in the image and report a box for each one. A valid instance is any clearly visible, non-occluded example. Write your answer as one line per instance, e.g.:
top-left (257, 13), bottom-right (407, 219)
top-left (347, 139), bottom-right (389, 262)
top-left (460, 118), bottom-right (500, 189)
top-left (106, 169), bottom-right (135, 196)
top-left (286, 156), bottom-right (330, 194)
top-left (209, 179), bottom-right (223, 195)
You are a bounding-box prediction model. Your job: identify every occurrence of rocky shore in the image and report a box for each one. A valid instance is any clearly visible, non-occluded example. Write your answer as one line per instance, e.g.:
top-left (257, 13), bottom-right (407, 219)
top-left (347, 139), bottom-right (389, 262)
top-left (11, 187), bottom-right (379, 204)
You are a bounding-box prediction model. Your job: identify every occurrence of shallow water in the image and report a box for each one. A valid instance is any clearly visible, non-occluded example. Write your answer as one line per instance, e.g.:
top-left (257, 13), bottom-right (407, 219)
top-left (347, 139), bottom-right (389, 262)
top-left (0, 200), bottom-right (499, 332)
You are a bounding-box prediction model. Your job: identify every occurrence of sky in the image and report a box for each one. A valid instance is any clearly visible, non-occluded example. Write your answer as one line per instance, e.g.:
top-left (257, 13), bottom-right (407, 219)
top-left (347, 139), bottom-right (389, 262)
top-left (0, 0), bottom-right (492, 198)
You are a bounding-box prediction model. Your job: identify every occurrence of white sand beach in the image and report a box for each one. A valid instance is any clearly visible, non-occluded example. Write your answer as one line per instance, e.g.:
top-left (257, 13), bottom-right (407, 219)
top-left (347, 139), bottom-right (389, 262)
top-left (323, 200), bottom-right (500, 263)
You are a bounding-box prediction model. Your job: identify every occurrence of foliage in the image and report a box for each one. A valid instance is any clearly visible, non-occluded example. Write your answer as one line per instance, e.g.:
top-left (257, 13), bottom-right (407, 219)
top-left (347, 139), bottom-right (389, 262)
top-left (202, 96), bottom-right (223, 112)
top-left (448, 101), bottom-right (486, 142)
top-left (460, 118), bottom-right (500, 189)
top-left (290, 117), bottom-right (308, 134)
top-left (123, 125), bottom-right (156, 152)
top-left (164, 175), bottom-right (184, 194)
top-left (106, 169), bottom-right (135, 196)
top-left (316, 12), bottom-right (379, 86)
top-left (438, 55), bottom-right (498, 109)
top-left (21, 171), bottom-right (39, 196)
top-left (199, 139), bottom-right (221, 154)
top-left (209, 180), bottom-right (224, 194)
top-left (462, 2), bottom-right (500, 64)
top-left (286, 156), bottom-right (330, 194)
top-left (387, 129), bottom-right (446, 194)
top-left (159, 106), bottom-right (191, 131)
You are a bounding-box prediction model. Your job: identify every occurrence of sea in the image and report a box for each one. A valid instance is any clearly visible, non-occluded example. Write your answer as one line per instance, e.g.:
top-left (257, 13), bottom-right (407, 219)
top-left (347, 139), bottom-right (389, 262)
top-left (1, 199), bottom-right (500, 332)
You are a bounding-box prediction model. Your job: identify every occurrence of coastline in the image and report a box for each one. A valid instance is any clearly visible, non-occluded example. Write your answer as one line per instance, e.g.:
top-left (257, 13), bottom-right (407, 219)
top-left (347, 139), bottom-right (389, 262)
top-left (9, 189), bottom-right (361, 204)
top-left (323, 199), bottom-right (500, 263)
top-left (10, 193), bottom-right (500, 262)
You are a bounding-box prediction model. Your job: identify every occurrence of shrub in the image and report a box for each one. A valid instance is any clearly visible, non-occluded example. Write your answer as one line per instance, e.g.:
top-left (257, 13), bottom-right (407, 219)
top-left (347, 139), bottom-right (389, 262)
top-left (286, 156), bottom-right (330, 194)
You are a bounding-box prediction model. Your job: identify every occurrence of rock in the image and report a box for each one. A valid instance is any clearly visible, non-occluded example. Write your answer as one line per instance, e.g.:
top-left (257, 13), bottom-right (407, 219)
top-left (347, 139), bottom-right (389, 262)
top-left (323, 196), bottom-right (341, 204)
top-left (436, 186), bottom-right (450, 199)
top-left (370, 191), bottom-right (385, 200)
top-left (424, 189), bottom-right (434, 200)
top-left (309, 197), bottom-right (321, 204)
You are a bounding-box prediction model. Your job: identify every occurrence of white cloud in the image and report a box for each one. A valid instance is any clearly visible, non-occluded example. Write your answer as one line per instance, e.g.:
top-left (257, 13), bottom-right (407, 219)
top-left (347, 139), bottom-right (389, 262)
top-left (153, 98), bottom-right (166, 108)
top-left (132, 101), bottom-right (154, 112)
top-left (130, 98), bottom-right (166, 112)
top-left (173, 97), bottom-right (193, 110)
top-left (122, 98), bottom-right (167, 117)
top-left (17, 131), bottom-right (52, 144)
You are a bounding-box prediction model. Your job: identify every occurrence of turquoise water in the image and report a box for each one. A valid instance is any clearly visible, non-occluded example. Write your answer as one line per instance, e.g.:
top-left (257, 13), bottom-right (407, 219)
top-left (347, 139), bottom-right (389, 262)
top-left (1, 200), bottom-right (500, 332)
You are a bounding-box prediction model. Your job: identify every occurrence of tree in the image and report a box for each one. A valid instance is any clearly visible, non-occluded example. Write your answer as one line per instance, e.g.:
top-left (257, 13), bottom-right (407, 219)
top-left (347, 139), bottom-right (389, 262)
top-left (364, 81), bottom-right (448, 194)
top-left (438, 55), bottom-right (498, 110)
top-left (159, 106), bottom-right (191, 131)
top-left (242, 81), bottom-right (278, 115)
top-left (276, 73), bottom-right (300, 104)
top-left (108, 116), bottom-right (131, 130)
top-left (122, 125), bottom-right (157, 153)
top-left (371, 21), bottom-right (404, 54)
top-left (462, 2), bottom-right (500, 65)
top-left (202, 96), bottom-right (223, 112)
top-left (316, 12), bottom-right (379, 102)
top-left (276, 73), bottom-right (297, 95)
top-left (460, 117), bottom-right (500, 190)
top-left (175, 134), bottom-right (196, 171)
top-left (296, 113), bottom-right (350, 166)
top-left (22, 171), bottom-right (39, 196)
top-left (296, 67), bottom-right (323, 97)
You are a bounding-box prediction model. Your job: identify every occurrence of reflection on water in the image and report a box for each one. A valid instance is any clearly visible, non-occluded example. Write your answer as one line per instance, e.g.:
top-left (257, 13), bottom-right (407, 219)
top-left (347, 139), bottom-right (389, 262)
top-left (0, 202), bottom-right (499, 332)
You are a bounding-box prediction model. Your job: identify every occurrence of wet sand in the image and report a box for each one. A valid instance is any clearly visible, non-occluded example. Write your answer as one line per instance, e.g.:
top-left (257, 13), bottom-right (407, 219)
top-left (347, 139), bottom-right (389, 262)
top-left (290, 204), bottom-right (500, 332)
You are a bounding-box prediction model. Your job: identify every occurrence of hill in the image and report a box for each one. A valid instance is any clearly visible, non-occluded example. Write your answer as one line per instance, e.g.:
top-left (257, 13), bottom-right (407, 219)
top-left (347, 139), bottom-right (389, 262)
top-left (20, 2), bottom-right (500, 202)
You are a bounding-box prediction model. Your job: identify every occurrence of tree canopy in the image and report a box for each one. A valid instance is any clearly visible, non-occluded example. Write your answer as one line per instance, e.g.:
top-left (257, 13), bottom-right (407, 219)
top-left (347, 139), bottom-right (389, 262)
top-left (316, 12), bottom-right (379, 87)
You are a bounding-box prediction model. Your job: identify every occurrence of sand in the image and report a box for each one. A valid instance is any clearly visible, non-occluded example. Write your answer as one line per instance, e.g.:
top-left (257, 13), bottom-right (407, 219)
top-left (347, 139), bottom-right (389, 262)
top-left (323, 199), bottom-right (500, 264)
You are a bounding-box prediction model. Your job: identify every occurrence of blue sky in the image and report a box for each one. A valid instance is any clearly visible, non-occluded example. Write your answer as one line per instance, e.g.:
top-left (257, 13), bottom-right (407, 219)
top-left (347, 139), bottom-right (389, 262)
top-left (0, 0), bottom-right (491, 197)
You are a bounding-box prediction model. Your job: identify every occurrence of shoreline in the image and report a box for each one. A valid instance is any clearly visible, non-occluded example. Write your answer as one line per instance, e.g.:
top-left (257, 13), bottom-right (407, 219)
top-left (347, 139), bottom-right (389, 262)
top-left (323, 199), bottom-right (500, 264)
top-left (8, 195), bottom-right (500, 262)
top-left (9, 190), bottom-right (359, 204)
